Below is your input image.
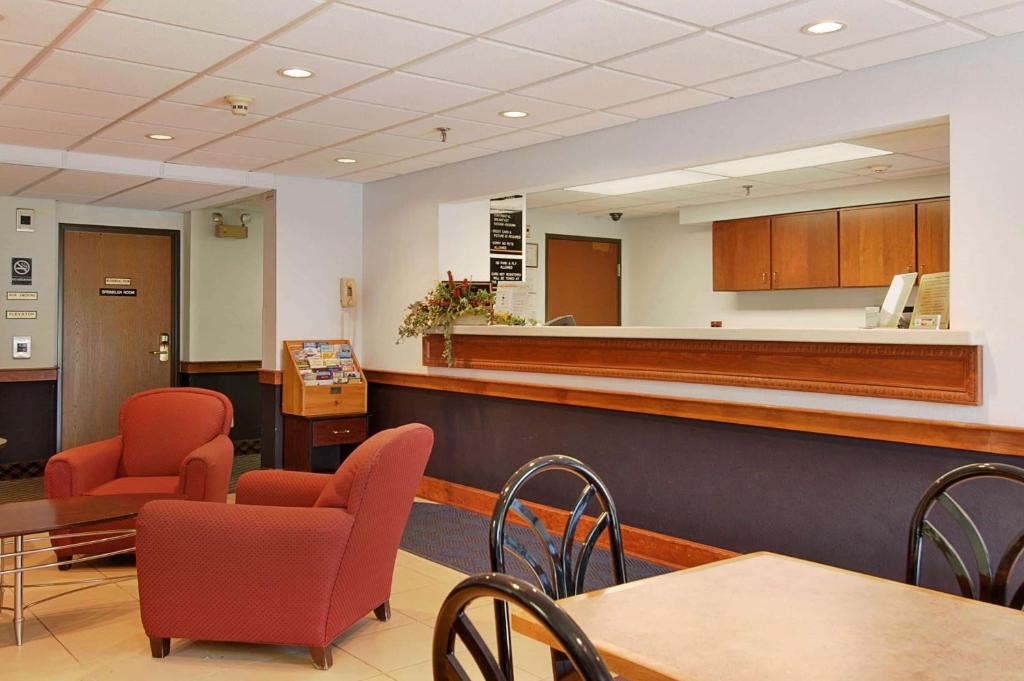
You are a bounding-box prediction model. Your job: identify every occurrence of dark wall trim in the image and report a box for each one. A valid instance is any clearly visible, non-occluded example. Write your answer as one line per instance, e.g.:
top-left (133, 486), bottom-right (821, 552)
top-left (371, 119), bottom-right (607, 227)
top-left (181, 360), bottom-right (261, 374)
top-left (0, 368), bottom-right (58, 382)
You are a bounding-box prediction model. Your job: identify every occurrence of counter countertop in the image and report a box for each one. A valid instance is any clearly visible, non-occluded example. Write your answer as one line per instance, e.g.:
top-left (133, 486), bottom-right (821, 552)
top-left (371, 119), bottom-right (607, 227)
top-left (448, 325), bottom-right (982, 346)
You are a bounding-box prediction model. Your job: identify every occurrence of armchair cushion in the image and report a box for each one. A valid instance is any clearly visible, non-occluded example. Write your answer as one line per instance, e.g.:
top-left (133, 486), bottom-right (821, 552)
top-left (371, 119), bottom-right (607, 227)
top-left (86, 476), bottom-right (179, 496)
top-left (44, 436), bottom-right (123, 499)
top-left (236, 470), bottom-right (333, 507)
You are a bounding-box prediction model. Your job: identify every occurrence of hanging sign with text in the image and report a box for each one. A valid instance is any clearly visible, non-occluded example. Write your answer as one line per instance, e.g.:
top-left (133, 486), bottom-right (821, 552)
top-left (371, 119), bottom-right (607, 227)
top-left (490, 257), bottom-right (523, 287)
top-left (489, 195), bottom-right (524, 255)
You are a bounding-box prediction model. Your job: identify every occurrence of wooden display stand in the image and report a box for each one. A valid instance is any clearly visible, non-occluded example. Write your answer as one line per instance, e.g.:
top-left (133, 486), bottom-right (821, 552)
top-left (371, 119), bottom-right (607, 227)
top-left (282, 339), bottom-right (368, 471)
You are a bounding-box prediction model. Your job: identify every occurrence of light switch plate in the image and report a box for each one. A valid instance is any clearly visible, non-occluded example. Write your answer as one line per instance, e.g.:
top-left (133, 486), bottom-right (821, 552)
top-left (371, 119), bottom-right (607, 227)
top-left (16, 208), bottom-right (34, 232)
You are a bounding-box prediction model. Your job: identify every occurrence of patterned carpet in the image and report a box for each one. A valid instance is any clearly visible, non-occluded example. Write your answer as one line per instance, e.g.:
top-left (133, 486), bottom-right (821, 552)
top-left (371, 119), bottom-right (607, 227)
top-left (400, 501), bottom-right (671, 587)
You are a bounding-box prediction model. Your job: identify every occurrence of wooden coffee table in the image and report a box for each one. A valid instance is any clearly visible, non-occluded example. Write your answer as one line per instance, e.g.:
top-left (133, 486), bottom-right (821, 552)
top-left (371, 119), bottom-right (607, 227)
top-left (0, 493), bottom-right (180, 646)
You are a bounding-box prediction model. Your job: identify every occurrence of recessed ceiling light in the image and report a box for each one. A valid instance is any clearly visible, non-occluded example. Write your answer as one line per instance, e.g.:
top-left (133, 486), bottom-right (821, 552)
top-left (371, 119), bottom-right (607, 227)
top-left (567, 170), bottom-right (726, 195)
top-left (278, 67), bottom-right (314, 79)
top-left (801, 20), bottom-right (846, 35)
top-left (500, 110), bottom-right (529, 119)
top-left (147, 133), bottom-right (174, 141)
top-left (868, 164), bottom-right (892, 173)
top-left (687, 143), bottom-right (892, 177)
top-left (335, 157), bottom-right (358, 164)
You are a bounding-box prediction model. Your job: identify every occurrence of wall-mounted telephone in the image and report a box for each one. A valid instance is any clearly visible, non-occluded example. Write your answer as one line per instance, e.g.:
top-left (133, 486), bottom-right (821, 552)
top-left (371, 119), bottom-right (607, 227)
top-left (341, 278), bottom-right (356, 308)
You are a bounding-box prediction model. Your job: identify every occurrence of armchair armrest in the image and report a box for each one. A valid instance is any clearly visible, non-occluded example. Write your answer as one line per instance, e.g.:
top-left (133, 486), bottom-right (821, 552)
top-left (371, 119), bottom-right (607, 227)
top-left (235, 469), bottom-right (333, 507)
top-left (179, 434), bottom-right (234, 502)
top-left (44, 436), bottom-right (123, 498)
top-left (136, 500), bottom-right (353, 646)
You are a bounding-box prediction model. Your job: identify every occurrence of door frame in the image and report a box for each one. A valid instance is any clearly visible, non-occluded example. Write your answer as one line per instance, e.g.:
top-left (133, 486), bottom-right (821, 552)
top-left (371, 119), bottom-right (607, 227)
top-left (56, 223), bottom-right (182, 450)
top-left (544, 233), bottom-right (622, 325)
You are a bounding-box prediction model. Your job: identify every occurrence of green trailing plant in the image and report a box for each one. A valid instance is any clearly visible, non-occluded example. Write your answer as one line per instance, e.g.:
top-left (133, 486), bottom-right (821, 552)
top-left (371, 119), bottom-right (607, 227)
top-left (397, 272), bottom-right (528, 366)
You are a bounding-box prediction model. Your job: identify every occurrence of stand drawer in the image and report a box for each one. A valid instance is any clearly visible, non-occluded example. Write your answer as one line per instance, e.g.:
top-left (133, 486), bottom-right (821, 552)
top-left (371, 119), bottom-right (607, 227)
top-left (313, 417), bottom-right (367, 446)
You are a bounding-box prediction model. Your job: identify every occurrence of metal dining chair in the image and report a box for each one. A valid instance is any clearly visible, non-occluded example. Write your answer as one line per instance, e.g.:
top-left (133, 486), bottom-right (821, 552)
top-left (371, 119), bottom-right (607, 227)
top-left (433, 573), bottom-right (614, 681)
top-left (489, 455), bottom-right (627, 681)
top-left (906, 462), bottom-right (1024, 609)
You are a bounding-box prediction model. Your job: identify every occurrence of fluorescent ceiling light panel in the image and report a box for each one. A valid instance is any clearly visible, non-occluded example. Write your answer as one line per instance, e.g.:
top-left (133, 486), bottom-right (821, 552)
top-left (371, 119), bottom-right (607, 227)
top-left (688, 143), bottom-right (892, 177)
top-left (566, 170), bottom-right (725, 195)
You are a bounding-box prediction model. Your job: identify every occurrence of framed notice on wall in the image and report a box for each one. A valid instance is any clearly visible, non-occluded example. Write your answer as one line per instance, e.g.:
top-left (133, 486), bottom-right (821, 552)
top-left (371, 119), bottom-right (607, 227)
top-left (489, 195), bottom-right (524, 255)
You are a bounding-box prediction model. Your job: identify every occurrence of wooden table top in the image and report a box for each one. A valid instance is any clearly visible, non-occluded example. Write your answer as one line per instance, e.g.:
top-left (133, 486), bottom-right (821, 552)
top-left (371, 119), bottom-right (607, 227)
top-left (0, 493), bottom-right (182, 538)
top-left (511, 552), bottom-right (1024, 681)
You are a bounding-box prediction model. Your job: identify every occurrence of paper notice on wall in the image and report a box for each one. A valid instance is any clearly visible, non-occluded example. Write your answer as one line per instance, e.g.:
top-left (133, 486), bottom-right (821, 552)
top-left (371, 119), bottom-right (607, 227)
top-left (911, 272), bottom-right (950, 329)
top-left (494, 282), bottom-right (528, 318)
top-left (524, 267), bottom-right (539, 322)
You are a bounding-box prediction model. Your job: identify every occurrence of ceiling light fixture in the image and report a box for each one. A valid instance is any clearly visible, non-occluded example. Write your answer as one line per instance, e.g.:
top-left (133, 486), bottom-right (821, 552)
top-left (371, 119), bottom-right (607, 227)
top-left (801, 20), bottom-right (846, 34)
top-left (500, 110), bottom-right (529, 119)
top-left (566, 169), bottom-right (726, 195)
top-left (335, 157), bottom-right (358, 164)
top-left (688, 143), bottom-right (892, 177)
top-left (147, 133), bottom-right (174, 141)
top-left (278, 67), bottom-right (314, 79)
top-left (868, 164), bottom-right (892, 173)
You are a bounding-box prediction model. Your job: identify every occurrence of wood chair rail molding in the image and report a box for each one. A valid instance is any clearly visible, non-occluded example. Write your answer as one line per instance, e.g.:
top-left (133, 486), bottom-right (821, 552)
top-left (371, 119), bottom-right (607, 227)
top-left (258, 369), bottom-right (283, 385)
top-left (364, 370), bottom-right (1024, 458)
top-left (417, 476), bottom-right (736, 570)
top-left (0, 367), bottom-right (58, 382)
top-left (422, 334), bottom-right (981, 405)
top-left (179, 361), bottom-right (261, 374)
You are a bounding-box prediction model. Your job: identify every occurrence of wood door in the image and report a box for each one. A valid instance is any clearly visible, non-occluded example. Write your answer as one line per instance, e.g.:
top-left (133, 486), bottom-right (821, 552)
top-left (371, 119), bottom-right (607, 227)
top-left (712, 217), bottom-right (771, 291)
top-left (839, 204), bottom-right (917, 287)
top-left (62, 229), bottom-right (176, 449)
top-left (770, 211), bottom-right (839, 289)
top-left (917, 199), bottom-right (950, 275)
top-left (545, 235), bottom-right (620, 325)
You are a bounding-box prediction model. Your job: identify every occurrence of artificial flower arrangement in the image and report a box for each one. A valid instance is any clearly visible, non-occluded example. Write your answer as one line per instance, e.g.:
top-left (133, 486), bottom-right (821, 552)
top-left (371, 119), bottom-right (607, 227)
top-left (398, 272), bottom-right (529, 366)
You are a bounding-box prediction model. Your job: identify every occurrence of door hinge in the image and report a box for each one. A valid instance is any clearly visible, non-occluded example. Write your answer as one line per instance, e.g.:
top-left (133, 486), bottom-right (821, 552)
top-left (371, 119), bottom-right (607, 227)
top-left (617, 264), bottom-right (621, 277)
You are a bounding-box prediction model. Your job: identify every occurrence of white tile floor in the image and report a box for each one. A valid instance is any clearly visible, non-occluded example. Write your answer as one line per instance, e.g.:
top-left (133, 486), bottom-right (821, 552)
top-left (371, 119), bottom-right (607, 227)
top-left (0, 535), bottom-right (554, 680)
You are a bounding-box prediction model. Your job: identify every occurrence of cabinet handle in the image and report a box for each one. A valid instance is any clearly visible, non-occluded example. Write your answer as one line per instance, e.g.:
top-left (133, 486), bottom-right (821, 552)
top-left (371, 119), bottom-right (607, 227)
top-left (762, 272), bottom-right (767, 283)
top-left (772, 272), bottom-right (778, 282)
top-left (332, 429), bottom-right (351, 435)
top-left (907, 265), bottom-right (914, 272)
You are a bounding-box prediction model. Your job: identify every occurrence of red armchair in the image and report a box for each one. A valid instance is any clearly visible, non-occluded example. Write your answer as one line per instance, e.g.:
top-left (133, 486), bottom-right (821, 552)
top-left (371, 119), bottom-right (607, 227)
top-left (44, 387), bottom-right (234, 561)
top-left (135, 423), bottom-right (434, 670)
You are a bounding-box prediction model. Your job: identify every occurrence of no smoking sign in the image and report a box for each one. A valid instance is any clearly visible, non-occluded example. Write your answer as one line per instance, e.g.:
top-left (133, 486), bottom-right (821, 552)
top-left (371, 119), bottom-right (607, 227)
top-left (11, 257), bottom-right (32, 286)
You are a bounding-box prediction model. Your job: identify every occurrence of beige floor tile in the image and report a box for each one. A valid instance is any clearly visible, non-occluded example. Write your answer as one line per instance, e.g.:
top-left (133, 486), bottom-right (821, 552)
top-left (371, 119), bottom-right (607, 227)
top-left (388, 658), bottom-right (542, 681)
top-left (388, 582), bottom-right (452, 623)
top-left (391, 564), bottom-right (442, 594)
top-left (338, 608), bottom-right (417, 640)
top-left (338, 620), bottom-right (434, 672)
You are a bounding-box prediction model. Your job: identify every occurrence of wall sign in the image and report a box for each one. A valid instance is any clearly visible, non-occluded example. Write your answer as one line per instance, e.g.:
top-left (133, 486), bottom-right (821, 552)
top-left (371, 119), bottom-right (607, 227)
top-left (100, 287), bottom-right (137, 297)
top-left (490, 257), bottom-right (523, 286)
top-left (104, 277), bottom-right (132, 286)
top-left (6, 310), bottom-right (37, 319)
top-left (11, 257), bottom-right (32, 285)
top-left (6, 291), bottom-right (37, 300)
top-left (489, 195), bottom-right (524, 255)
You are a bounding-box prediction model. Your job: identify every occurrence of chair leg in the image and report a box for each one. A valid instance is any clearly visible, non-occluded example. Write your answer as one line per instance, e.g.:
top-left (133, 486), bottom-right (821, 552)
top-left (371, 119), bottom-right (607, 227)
top-left (149, 636), bottom-right (170, 658)
top-left (310, 646), bottom-right (333, 670)
top-left (374, 600), bottom-right (391, 622)
top-left (57, 556), bottom-right (72, 571)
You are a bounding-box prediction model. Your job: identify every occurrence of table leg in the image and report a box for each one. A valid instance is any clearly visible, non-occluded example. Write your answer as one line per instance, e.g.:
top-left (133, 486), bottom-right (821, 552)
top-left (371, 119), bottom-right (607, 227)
top-left (14, 535), bottom-right (23, 646)
top-left (0, 537), bottom-right (6, 613)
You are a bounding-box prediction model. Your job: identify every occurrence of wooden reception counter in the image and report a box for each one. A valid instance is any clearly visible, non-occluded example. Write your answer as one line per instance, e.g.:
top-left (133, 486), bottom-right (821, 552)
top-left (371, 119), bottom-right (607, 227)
top-left (422, 326), bottom-right (982, 405)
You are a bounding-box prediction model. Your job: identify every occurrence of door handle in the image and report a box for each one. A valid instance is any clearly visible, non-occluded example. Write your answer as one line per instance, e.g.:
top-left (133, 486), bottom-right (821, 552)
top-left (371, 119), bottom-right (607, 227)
top-left (149, 333), bottom-right (169, 362)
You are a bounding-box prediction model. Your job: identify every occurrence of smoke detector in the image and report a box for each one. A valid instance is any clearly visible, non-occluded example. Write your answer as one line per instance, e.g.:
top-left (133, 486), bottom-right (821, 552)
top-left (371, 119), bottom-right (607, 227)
top-left (225, 95), bottom-right (254, 116)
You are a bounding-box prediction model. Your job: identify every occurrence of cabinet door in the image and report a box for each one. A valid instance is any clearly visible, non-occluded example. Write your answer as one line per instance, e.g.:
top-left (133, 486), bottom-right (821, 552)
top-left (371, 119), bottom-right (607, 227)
top-left (770, 211), bottom-right (838, 289)
top-left (917, 199), bottom-right (950, 275)
top-left (839, 204), bottom-right (917, 287)
top-left (713, 217), bottom-right (771, 291)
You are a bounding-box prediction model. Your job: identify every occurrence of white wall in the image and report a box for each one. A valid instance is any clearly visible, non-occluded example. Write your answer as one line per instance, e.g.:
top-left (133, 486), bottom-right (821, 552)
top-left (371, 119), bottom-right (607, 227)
top-left (362, 32), bottom-right (1024, 427)
top-left (437, 199), bottom-right (489, 280)
top-left (185, 207), bottom-right (263, 362)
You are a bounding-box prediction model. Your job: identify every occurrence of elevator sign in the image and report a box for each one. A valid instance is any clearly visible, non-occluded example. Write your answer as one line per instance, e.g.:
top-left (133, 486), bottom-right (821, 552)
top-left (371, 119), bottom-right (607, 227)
top-left (11, 258), bottom-right (32, 285)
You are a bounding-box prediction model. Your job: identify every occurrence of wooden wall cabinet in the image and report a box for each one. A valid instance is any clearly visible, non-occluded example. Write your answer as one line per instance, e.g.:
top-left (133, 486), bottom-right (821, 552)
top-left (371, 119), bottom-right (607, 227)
top-left (917, 199), bottom-right (950, 276)
top-left (769, 211), bottom-right (839, 289)
top-left (839, 204), bottom-right (917, 287)
top-left (712, 217), bottom-right (771, 291)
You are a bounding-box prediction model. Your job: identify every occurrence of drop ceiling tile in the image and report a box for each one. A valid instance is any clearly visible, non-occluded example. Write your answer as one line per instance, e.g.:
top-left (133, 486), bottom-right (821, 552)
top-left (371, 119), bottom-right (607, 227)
top-left (621, 202), bottom-right (681, 214)
top-left (341, 73), bottom-right (494, 114)
top-left (20, 169), bottom-right (151, 201)
top-left (371, 157), bottom-right (440, 175)
top-left (516, 67), bottom-right (677, 110)
top-left (570, 195), bottom-right (663, 209)
top-left (489, 0), bottom-right (697, 63)
top-left (0, 104), bottom-right (108, 136)
top-left (720, 0), bottom-right (939, 57)
top-left (31, 50), bottom-right (193, 97)
top-left (798, 174), bottom-right (880, 190)
top-left (443, 94), bottom-right (587, 128)
top-left (132, 101), bottom-right (266, 134)
top-left (872, 166), bottom-right (949, 181)
top-left (616, 0), bottom-right (793, 27)
top-left (93, 192), bottom-right (180, 209)
top-left (173, 149), bottom-right (276, 171)
top-left (608, 32), bottom-right (791, 86)
top-left (100, 0), bottom-right (324, 40)
top-left (340, 132), bottom-right (447, 157)
top-left (0, 40), bottom-right (41, 76)
top-left (415, 144), bottom-right (496, 164)
top-left (910, 146), bottom-right (950, 163)
top-left (474, 129), bottom-right (560, 151)
top-left (526, 189), bottom-right (596, 207)
top-left (688, 178), bottom-right (787, 195)
top-left (620, 187), bottom-right (712, 203)
top-left (702, 59), bottom-right (839, 97)
top-left (0, 125), bottom-right (81, 148)
top-left (0, 0), bottom-right (83, 46)
top-left (820, 152), bottom-right (944, 175)
top-left (332, 168), bottom-right (396, 183)
top-left (0, 163), bottom-right (54, 194)
top-left (324, 147), bottom-right (402, 167)
top-left (197, 135), bottom-right (316, 161)
top-left (167, 76), bottom-right (318, 117)
top-left (963, 2), bottom-right (1024, 35)
top-left (241, 118), bottom-right (363, 146)
top-left (96, 120), bottom-right (222, 148)
top-left (532, 111), bottom-right (635, 136)
top-left (285, 97), bottom-right (424, 129)
top-left (913, 0), bottom-right (1019, 18)
top-left (743, 166), bottom-right (858, 185)
top-left (74, 137), bottom-right (187, 160)
top-left (403, 39), bottom-right (581, 90)
top-left (4, 80), bottom-right (148, 119)
top-left (386, 115), bottom-right (515, 144)
top-left (342, 0), bottom-right (560, 33)
top-left (261, 149), bottom-right (396, 177)
top-left (214, 45), bottom-right (385, 94)
top-left (536, 201), bottom-right (601, 213)
top-left (817, 23), bottom-right (983, 70)
top-left (849, 124), bottom-right (948, 153)
top-left (606, 88), bottom-right (726, 118)
top-left (270, 3), bottom-right (464, 68)
top-left (121, 178), bottom-right (238, 197)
